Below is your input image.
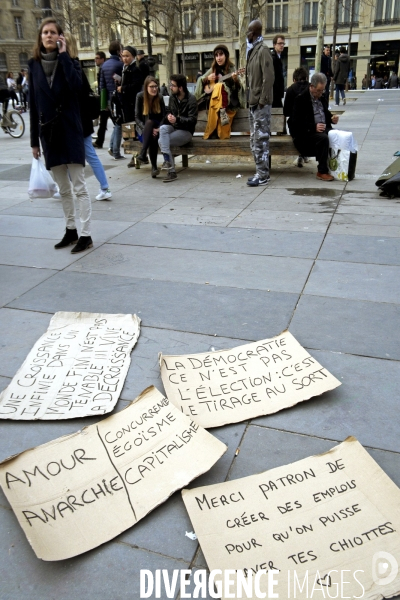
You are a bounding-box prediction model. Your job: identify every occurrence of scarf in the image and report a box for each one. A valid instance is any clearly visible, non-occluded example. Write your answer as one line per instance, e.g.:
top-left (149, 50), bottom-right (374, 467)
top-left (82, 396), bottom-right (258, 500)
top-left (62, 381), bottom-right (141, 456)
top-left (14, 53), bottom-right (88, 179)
top-left (41, 49), bottom-right (58, 87)
top-left (246, 36), bottom-right (264, 58)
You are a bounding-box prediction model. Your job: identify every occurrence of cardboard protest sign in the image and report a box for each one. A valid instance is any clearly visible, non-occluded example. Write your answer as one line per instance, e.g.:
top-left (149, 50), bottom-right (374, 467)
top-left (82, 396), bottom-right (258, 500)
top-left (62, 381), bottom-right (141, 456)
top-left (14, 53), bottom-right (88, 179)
top-left (0, 312), bottom-right (141, 420)
top-left (160, 331), bottom-right (341, 428)
top-left (0, 386), bottom-right (227, 561)
top-left (182, 437), bottom-right (400, 600)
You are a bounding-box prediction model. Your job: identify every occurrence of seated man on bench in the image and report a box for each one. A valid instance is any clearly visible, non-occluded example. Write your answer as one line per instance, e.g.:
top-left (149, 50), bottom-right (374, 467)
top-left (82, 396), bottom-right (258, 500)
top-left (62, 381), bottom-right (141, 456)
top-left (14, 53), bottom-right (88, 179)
top-left (158, 74), bottom-right (198, 183)
top-left (289, 72), bottom-right (339, 181)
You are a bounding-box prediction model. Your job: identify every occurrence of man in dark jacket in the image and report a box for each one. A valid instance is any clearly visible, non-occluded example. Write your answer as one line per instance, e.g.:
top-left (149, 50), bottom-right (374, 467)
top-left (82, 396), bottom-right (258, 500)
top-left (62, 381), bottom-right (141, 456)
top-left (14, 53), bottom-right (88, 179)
top-left (321, 46), bottom-right (333, 101)
top-left (93, 51), bottom-right (108, 149)
top-left (290, 72), bottom-right (339, 181)
top-left (333, 46), bottom-right (350, 105)
top-left (100, 40), bottom-right (124, 160)
top-left (158, 74), bottom-right (198, 183)
top-left (271, 34), bottom-right (285, 108)
top-left (137, 50), bottom-right (150, 80)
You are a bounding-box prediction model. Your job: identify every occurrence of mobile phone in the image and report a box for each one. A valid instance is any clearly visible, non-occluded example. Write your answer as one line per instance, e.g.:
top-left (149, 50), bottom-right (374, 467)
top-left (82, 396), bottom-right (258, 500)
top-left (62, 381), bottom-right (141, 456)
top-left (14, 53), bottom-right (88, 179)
top-left (56, 41), bottom-right (61, 49)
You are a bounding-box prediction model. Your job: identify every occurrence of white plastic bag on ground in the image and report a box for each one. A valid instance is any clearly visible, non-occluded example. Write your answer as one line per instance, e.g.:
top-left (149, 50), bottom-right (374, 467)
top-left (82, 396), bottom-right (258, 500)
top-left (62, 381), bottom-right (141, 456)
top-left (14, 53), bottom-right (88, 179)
top-left (28, 157), bottom-right (58, 199)
top-left (328, 130), bottom-right (358, 181)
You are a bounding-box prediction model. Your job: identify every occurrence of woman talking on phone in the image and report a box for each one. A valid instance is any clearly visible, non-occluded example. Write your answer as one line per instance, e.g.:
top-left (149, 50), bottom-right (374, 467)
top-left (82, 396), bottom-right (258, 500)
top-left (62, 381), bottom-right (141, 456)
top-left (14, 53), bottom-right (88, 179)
top-left (28, 17), bottom-right (93, 253)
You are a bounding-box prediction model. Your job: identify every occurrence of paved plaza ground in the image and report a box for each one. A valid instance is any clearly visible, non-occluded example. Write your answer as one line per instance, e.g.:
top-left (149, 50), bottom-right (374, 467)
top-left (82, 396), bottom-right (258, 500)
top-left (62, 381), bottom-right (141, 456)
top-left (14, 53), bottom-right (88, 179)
top-left (0, 90), bottom-right (399, 599)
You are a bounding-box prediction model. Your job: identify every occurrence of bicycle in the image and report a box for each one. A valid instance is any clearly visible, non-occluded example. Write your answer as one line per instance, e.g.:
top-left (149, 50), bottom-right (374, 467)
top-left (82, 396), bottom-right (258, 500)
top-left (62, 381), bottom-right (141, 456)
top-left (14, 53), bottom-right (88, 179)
top-left (0, 102), bottom-right (25, 138)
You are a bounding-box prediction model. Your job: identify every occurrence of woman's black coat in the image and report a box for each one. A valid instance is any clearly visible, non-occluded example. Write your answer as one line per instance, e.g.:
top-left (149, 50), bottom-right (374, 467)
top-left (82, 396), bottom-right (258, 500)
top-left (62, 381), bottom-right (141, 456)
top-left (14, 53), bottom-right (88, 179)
top-left (29, 52), bottom-right (85, 170)
top-left (120, 61), bottom-right (144, 123)
top-left (134, 91), bottom-right (166, 133)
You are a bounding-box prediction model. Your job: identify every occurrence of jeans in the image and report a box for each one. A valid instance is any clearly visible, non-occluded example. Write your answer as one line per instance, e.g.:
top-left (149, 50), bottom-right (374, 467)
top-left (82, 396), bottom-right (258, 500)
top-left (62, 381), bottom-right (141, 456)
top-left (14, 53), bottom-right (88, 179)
top-left (335, 84), bottom-right (345, 105)
top-left (249, 104), bottom-right (271, 179)
top-left (158, 124), bottom-right (192, 171)
top-left (110, 123), bottom-right (122, 158)
top-left (51, 164), bottom-right (92, 236)
top-left (84, 135), bottom-right (108, 190)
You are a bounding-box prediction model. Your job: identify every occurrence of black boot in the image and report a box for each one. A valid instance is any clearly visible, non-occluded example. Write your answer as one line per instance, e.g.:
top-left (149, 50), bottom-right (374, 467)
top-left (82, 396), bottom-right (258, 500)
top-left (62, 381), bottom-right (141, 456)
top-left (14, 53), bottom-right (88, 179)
top-left (54, 228), bottom-right (78, 249)
top-left (136, 152), bottom-right (149, 165)
top-left (71, 236), bottom-right (93, 254)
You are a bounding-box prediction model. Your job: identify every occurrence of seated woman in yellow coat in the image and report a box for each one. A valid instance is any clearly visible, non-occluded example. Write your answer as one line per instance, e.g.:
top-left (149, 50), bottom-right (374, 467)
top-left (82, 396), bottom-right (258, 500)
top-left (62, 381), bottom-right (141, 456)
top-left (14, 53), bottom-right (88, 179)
top-left (195, 44), bottom-right (245, 140)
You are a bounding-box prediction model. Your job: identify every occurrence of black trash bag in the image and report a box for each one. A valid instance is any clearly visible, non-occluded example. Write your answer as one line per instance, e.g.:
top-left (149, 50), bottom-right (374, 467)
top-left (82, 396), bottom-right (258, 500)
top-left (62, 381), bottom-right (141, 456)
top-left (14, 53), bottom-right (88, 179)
top-left (376, 155), bottom-right (400, 197)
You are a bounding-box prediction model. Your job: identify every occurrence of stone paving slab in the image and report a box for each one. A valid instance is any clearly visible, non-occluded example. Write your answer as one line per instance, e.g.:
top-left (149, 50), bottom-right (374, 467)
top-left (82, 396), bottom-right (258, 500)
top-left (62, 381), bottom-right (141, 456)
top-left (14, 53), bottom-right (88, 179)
top-left (0, 214), bottom-right (132, 242)
top-left (66, 244), bottom-right (313, 294)
top-left (110, 222), bottom-right (324, 258)
top-left (253, 348), bottom-right (400, 453)
top-left (0, 265), bottom-right (56, 307)
top-left (290, 295), bottom-right (400, 360)
top-left (0, 236), bottom-right (95, 269)
top-left (318, 234), bottom-right (400, 265)
top-left (304, 260), bottom-right (400, 303)
top-left (7, 271), bottom-right (299, 341)
top-left (232, 209), bottom-right (333, 232)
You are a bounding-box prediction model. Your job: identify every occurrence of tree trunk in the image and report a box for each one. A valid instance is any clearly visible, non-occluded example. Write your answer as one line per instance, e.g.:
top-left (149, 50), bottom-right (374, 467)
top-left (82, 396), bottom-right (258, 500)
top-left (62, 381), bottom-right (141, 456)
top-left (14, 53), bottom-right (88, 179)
top-left (179, 0), bottom-right (186, 76)
top-left (315, 0), bottom-right (327, 73)
top-left (238, 0), bottom-right (250, 69)
top-left (346, 0), bottom-right (355, 91)
top-left (165, 13), bottom-right (177, 82)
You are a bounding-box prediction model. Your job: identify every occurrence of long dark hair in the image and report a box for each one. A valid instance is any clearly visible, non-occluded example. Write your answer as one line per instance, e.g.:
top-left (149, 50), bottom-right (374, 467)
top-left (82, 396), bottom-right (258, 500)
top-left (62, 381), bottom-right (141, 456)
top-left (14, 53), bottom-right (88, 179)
top-left (143, 76), bottom-right (161, 116)
top-left (33, 17), bottom-right (63, 61)
top-left (211, 51), bottom-right (233, 76)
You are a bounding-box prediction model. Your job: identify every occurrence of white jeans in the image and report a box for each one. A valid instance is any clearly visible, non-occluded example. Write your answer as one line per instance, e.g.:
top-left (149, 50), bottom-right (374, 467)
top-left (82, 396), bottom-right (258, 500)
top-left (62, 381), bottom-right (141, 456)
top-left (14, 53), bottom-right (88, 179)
top-left (51, 164), bottom-right (92, 237)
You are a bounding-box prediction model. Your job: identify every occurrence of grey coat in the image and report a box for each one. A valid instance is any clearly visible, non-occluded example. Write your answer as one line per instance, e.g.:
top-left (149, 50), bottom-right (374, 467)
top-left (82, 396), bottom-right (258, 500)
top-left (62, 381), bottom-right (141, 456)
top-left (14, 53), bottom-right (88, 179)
top-left (246, 41), bottom-right (274, 107)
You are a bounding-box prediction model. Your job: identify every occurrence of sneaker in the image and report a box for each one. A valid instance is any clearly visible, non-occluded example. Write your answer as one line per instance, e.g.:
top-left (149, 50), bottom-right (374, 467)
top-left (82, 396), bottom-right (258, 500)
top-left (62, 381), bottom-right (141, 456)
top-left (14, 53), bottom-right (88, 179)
top-left (93, 142), bottom-right (103, 149)
top-left (127, 158), bottom-right (136, 168)
top-left (161, 161), bottom-right (172, 170)
top-left (152, 167), bottom-right (160, 178)
top-left (71, 236), bottom-right (93, 254)
top-left (53, 192), bottom-right (61, 199)
top-left (334, 103), bottom-right (339, 106)
top-left (294, 156), bottom-right (304, 168)
top-left (316, 172), bottom-right (334, 181)
top-left (343, 98), bottom-right (346, 105)
top-left (108, 148), bottom-right (113, 157)
top-left (163, 171), bottom-right (177, 183)
top-left (96, 189), bottom-right (112, 201)
top-left (247, 174), bottom-right (257, 181)
top-left (220, 108), bottom-right (230, 126)
top-left (247, 174), bottom-right (270, 187)
top-left (303, 157), bottom-right (310, 163)
top-left (136, 153), bottom-right (149, 165)
top-left (114, 155), bottom-right (126, 161)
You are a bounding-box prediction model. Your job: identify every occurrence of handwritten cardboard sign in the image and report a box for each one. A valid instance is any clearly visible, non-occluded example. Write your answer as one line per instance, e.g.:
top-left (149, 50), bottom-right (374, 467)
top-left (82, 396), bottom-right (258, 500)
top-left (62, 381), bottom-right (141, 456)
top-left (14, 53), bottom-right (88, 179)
top-left (0, 386), bottom-right (227, 560)
top-left (0, 312), bottom-right (141, 420)
top-left (182, 437), bottom-right (400, 599)
top-left (160, 331), bottom-right (341, 428)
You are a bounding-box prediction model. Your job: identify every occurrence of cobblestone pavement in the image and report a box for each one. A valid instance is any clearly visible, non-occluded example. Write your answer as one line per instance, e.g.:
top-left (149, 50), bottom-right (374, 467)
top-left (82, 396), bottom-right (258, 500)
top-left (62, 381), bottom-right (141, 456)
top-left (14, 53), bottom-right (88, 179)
top-left (0, 90), bottom-right (399, 599)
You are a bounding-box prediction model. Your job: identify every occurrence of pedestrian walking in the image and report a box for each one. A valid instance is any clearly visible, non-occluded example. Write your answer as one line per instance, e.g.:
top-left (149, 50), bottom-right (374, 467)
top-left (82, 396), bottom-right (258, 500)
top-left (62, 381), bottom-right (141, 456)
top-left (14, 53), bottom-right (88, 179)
top-left (333, 46), bottom-right (350, 106)
top-left (93, 51), bottom-right (109, 149)
top-left (388, 71), bottom-right (399, 88)
top-left (100, 40), bottom-right (125, 160)
top-left (29, 17), bottom-right (93, 253)
top-left (64, 32), bottom-right (112, 201)
top-left (245, 19), bottom-right (274, 187)
top-left (6, 72), bottom-right (18, 109)
top-left (321, 46), bottom-right (333, 101)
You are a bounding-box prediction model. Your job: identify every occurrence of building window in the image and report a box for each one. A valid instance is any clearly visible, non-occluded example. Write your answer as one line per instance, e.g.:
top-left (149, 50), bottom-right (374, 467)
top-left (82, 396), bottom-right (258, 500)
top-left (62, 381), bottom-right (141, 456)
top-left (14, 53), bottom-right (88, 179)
top-left (0, 52), bottom-right (7, 77)
top-left (33, 0), bottom-right (40, 6)
top-left (19, 52), bottom-right (28, 69)
top-left (303, 1), bottom-right (318, 30)
top-left (14, 17), bottom-right (23, 39)
top-left (12, 0), bottom-right (19, 6)
top-left (80, 20), bottom-right (91, 47)
top-left (183, 6), bottom-right (197, 39)
top-left (110, 24), bottom-right (121, 42)
top-left (54, 0), bottom-right (61, 8)
top-left (338, 0), bottom-right (359, 26)
top-left (266, 0), bottom-right (288, 33)
top-left (203, 3), bottom-right (223, 38)
top-left (375, 0), bottom-right (400, 23)
top-left (37, 17), bottom-right (42, 29)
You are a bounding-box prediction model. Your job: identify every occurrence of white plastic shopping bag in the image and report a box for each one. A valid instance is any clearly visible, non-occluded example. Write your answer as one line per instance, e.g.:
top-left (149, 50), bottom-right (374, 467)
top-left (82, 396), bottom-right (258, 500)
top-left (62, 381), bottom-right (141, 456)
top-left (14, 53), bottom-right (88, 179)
top-left (28, 157), bottom-right (58, 199)
top-left (328, 130), bottom-right (358, 181)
